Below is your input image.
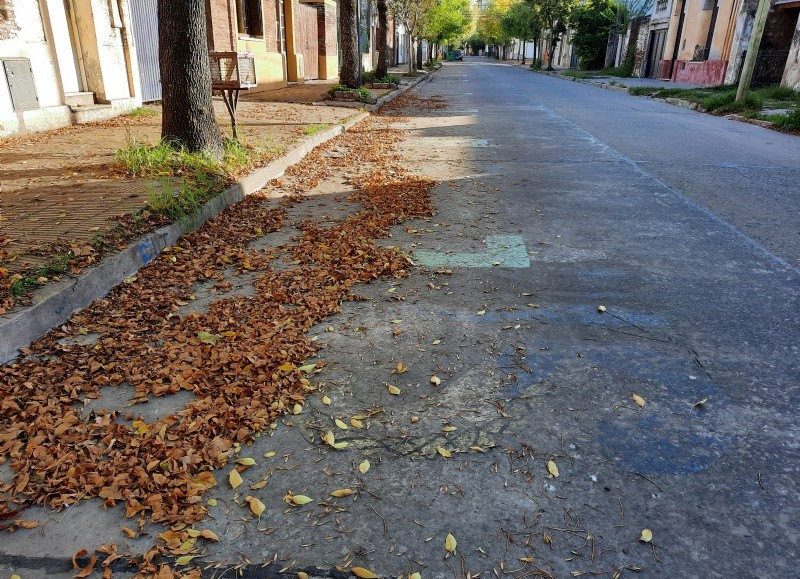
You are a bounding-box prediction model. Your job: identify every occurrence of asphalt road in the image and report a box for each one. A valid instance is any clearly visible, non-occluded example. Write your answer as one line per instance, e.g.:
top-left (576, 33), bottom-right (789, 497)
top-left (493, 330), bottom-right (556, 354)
top-left (2, 60), bottom-right (799, 579)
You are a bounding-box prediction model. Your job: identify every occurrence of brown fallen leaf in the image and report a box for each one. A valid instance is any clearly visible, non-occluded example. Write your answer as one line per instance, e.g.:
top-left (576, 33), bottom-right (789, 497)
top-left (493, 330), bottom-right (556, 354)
top-left (632, 392), bottom-right (646, 408)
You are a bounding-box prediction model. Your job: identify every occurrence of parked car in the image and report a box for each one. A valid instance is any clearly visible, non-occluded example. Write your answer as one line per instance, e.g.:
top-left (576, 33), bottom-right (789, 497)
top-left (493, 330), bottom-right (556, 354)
top-left (454, 49), bottom-right (464, 61)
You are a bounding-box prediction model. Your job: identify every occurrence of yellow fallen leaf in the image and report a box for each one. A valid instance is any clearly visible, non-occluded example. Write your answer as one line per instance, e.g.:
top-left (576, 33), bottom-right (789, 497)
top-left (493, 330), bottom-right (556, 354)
top-left (547, 460), bottom-right (559, 478)
top-left (333, 441), bottom-right (349, 449)
top-left (442, 425), bottom-right (457, 432)
top-left (430, 375), bottom-right (441, 386)
top-left (437, 447), bottom-right (452, 458)
top-left (632, 392), bottom-right (646, 408)
top-left (277, 362), bottom-right (296, 372)
top-left (121, 526), bottom-right (136, 538)
top-left (246, 496), bottom-right (265, 517)
top-left (597, 305), bottom-right (606, 313)
top-left (293, 403), bottom-right (303, 415)
top-left (237, 457), bottom-right (256, 466)
top-left (409, 573), bottom-right (421, 579)
top-left (207, 498), bottom-right (217, 507)
top-left (352, 567), bottom-right (379, 579)
top-left (445, 532), bottom-right (457, 554)
top-left (175, 555), bottom-right (197, 565)
top-left (335, 419), bottom-right (348, 430)
top-left (388, 384), bottom-right (401, 395)
top-left (476, 310), bottom-right (486, 315)
top-left (323, 431), bottom-right (335, 446)
top-left (298, 363), bottom-right (317, 373)
top-left (520, 557), bottom-right (535, 563)
top-left (229, 469), bottom-right (243, 489)
top-left (359, 459), bottom-right (370, 474)
top-left (350, 417), bottom-right (364, 428)
top-left (640, 529), bottom-right (653, 543)
top-left (200, 529), bottom-right (219, 541)
top-left (298, 573), bottom-right (309, 579)
top-left (288, 494), bottom-right (314, 506)
top-left (331, 488), bottom-right (355, 497)
top-left (322, 395), bottom-right (331, 405)
top-left (10, 575), bottom-right (20, 579)
top-left (264, 451), bottom-right (276, 458)
top-left (470, 446), bottom-right (485, 452)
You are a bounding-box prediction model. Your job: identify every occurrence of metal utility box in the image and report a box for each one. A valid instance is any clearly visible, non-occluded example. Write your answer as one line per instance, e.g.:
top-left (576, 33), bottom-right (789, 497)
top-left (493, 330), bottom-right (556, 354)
top-left (209, 51), bottom-right (257, 90)
top-left (3, 58), bottom-right (39, 112)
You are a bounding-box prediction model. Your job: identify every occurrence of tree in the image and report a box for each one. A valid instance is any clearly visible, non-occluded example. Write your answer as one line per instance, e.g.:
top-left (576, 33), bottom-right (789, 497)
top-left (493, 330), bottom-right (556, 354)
top-left (339, 0), bottom-right (361, 87)
top-left (531, 0), bottom-right (574, 70)
top-left (158, 0), bottom-right (222, 154)
top-left (604, 0), bottom-right (652, 71)
top-left (422, 0), bottom-right (473, 58)
top-left (376, 0), bottom-right (389, 78)
top-left (476, 0), bottom-right (513, 59)
top-left (389, 0), bottom-right (435, 73)
top-left (500, 1), bottom-right (540, 63)
top-left (570, 0), bottom-right (614, 70)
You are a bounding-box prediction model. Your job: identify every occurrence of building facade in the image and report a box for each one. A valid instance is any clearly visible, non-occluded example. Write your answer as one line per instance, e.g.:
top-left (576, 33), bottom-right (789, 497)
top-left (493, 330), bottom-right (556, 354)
top-left (1, 0), bottom-right (141, 136)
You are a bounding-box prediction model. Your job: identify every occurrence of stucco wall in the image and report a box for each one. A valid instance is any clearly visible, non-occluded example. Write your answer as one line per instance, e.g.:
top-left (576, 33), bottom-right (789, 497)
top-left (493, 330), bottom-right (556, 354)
top-left (782, 11), bottom-right (800, 88)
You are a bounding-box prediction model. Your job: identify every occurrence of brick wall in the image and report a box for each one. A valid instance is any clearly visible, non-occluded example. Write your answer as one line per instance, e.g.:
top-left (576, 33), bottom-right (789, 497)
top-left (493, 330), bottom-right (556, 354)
top-left (207, 0), bottom-right (236, 50)
top-left (317, 1), bottom-right (336, 57)
top-left (0, 0), bottom-right (19, 41)
top-left (262, 0), bottom-right (280, 53)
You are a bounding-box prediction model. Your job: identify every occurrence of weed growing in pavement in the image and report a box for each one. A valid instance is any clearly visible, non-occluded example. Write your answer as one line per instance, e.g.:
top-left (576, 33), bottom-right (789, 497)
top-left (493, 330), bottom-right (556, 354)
top-left (9, 253), bottom-right (71, 296)
top-left (702, 90), bottom-right (763, 114)
top-left (303, 123), bottom-right (331, 136)
top-left (362, 71), bottom-right (400, 84)
top-left (772, 108), bottom-right (800, 131)
top-left (126, 106), bottom-right (160, 118)
top-left (327, 83), bottom-right (351, 95)
top-left (358, 87), bottom-right (372, 103)
top-left (116, 135), bottom-right (274, 219)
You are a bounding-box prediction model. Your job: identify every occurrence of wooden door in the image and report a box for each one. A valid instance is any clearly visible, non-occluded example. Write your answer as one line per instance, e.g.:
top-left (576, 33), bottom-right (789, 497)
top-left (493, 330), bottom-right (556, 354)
top-left (297, 3), bottom-right (319, 80)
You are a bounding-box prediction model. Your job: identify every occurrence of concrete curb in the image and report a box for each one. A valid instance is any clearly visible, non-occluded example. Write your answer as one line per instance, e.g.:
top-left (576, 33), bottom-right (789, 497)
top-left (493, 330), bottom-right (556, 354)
top-left (313, 71), bottom-right (435, 111)
top-left (0, 113), bottom-right (368, 364)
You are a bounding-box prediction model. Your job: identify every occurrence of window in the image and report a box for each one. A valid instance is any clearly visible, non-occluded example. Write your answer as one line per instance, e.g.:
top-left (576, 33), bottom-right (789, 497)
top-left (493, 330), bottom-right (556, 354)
top-left (237, 0), bottom-right (264, 38)
top-left (276, 0), bottom-right (286, 52)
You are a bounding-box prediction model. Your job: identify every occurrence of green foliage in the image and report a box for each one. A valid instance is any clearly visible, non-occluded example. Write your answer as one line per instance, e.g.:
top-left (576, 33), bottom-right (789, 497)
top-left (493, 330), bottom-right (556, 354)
top-left (362, 71), bottom-right (400, 84)
top-left (501, 1), bottom-right (540, 43)
top-left (116, 136), bottom-right (272, 220)
top-left (302, 123), bottom-right (331, 136)
top-left (126, 106), bottom-right (160, 118)
top-left (423, 0), bottom-right (472, 45)
top-left (10, 254), bottom-right (71, 297)
top-left (772, 108), bottom-right (800, 131)
top-left (327, 83), bottom-right (351, 95)
top-left (702, 90), bottom-right (763, 114)
top-left (357, 87), bottom-right (372, 102)
top-left (571, 0), bottom-right (614, 70)
top-left (531, 57), bottom-right (543, 70)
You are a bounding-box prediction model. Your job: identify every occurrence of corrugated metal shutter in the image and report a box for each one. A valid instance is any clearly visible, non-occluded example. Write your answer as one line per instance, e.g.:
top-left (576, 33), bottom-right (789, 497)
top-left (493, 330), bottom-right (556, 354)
top-left (129, 0), bottom-right (161, 102)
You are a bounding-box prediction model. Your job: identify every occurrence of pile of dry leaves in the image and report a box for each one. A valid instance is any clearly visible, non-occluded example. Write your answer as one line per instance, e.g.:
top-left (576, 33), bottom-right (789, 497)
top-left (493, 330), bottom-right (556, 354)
top-left (0, 95), bottom-right (435, 576)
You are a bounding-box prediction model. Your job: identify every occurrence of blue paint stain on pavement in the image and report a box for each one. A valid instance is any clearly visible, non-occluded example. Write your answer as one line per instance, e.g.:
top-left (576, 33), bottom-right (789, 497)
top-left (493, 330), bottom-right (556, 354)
top-left (498, 335), bottom-right (732, 476)
top-left (415, 235), bottom-right (530, 268)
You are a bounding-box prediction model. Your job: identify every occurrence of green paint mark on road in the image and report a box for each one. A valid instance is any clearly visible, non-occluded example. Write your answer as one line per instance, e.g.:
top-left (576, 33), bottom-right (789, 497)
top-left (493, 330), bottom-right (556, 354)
top-left (414, 235), bottom-right (530, 268)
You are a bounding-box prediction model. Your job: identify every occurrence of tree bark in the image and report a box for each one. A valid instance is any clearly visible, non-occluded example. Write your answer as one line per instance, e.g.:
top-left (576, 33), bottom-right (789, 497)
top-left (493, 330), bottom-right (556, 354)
top-left (158, 0), bottom-right (223, 154)
top-left (521, 39), bottom-right (526, 64)
top-left (375, 0), bottom-right (388, 78)
top-left (416, 37), bottom-right (423, 70)
top-left (408, 36), bottom-right (415, 74)
top-left (339, 0), bottom-right (360, 87)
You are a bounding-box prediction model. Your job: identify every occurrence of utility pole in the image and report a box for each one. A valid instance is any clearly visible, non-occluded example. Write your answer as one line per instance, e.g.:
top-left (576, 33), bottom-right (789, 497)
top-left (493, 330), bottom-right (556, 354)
top-left (735, 0), bottom-right (771, 103)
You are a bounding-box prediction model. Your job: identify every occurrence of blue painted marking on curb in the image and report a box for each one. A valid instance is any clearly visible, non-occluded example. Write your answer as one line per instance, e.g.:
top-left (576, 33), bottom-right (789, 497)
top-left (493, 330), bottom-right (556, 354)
top-left (415, 235), bottom-right (530, 268)
top-left (138, 240), bottom-right (157, 265)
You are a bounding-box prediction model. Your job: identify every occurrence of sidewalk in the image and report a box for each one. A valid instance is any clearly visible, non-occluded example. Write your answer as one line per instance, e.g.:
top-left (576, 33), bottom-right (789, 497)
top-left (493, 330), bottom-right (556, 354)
top-left (0, 71), bottom-right (435, 361)
top-left (0, 88), bottom-right (362, 316)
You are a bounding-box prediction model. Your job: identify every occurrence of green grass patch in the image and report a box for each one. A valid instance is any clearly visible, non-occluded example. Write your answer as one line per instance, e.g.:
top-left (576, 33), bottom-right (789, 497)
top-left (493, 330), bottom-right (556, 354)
top-left (10, 253), bottom-right (71, 296)
top-left (562, 70), bottom-right (594, 79)
top-left (629, 84), bottom-right (798, 117)
top-left (702, 90), bottom-right (763, 114)
top-left (126, 106), bottom-right (159, 118)
top-left (772, 108), bottom-right (800, 131)
top-left (116, 136), bottom-right (277, 220)
top-left (303, 123), bottom-right (331, 136)
top-left (362, 71), bottom-right (400, 84)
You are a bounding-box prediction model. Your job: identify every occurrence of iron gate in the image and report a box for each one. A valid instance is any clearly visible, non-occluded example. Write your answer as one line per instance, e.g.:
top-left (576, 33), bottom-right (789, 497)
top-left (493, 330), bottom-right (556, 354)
top-left (752, 49), bottom-right (790, 87)
top-left (129, 0), bottom-right (161, 101)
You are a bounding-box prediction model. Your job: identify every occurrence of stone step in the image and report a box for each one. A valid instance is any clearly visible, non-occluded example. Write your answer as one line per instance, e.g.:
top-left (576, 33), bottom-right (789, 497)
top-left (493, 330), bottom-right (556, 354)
top-left (64, 91), bottom-right (95, 107)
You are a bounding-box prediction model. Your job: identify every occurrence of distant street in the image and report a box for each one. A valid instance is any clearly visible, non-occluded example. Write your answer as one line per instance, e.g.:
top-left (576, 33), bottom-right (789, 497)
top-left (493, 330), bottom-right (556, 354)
top-left (2, 59), bottom-right (799, 578)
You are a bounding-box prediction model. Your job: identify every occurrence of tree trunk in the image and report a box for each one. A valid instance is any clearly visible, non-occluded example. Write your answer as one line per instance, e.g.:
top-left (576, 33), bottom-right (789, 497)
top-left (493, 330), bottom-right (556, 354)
top-left (416, 38), bottom-right (423, 70)
top-left (339, 0), bottom-right (360, 87)
top-left (158, 0), bottom-right (222, 153)
top-left (521, 40), bottom-right (526, 64)
top-left (375, 0), bottom-right (388, 79)
top-left (408, 35), bottom-right (414, 74)
top-left (428, 41), bottom-right (433, 63)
